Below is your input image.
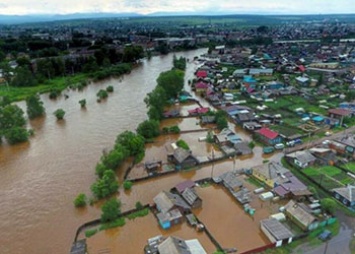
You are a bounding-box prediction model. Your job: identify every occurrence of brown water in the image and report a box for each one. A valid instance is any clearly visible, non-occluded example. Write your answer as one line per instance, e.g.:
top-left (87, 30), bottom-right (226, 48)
top-left (0, 49), bottom-right (208, 254)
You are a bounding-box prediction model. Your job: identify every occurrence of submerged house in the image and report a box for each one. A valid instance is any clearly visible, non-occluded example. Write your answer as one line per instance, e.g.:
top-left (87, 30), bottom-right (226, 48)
top-left (181, 188), bottom-right (202, 209)
top-left (158, 236), bottom-right (207, 254)
top-left (252, 162), bottom-right (290, 188)
top-left (168, 147), bottom-right (198, 169)
top-left (153, 191), bottom-right (191, 229)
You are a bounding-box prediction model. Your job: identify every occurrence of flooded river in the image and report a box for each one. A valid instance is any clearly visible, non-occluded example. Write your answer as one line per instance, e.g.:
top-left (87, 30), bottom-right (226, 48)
top-left (0, 49), bottom-right (208, 254)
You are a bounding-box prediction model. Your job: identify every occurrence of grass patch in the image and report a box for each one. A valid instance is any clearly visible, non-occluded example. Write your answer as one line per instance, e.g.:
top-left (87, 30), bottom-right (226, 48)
top-left (342, 162), bottom-right (355, 174)
top-left (126, 208), bottom-right (150, 220)
top-left (318, 166), bottom-right (341, 177)
top-left (85, 228), bottom-right (98, 238)
top-left (99, 217), bottom-right (126, 230)
top-left (246, 176), bottom-right (265, 188)
top-left (0, 74), bottom-right (88, 103)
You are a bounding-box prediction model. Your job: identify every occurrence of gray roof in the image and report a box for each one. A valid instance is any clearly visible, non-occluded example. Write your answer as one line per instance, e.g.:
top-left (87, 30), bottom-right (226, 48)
top-left (261, 218), bottom-right (294, 241)
top-left (158, 236), bottom-right (191, 254)
top-left (219, 171), bottom-right (243, 190)
top-left (157, 208), bottom-right (183, 223)
top-left (70, 239), bottom-right (86, 254)
top-left (154, 191), bottom-right (191, 213)
top-left (333, 186), bottom-right (355, 202)
top-left (336, 135), bottom-right (355, 147)
top-left (182, 188), bottom-right (200, 206)
top-left (284, 200), bottom-right (317, 228)
top-left (286, 150), bottom-right (316, 164)
top-left (174, 148), bottom-right (192, 164)
top-left (234, 142), bottom-right (253, 155)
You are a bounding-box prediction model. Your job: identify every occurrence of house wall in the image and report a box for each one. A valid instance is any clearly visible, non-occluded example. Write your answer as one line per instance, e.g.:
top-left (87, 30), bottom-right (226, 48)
top-left (252, 172), bottom-right (274, 188)
top-left (257, 134), bottom-right (282, 145)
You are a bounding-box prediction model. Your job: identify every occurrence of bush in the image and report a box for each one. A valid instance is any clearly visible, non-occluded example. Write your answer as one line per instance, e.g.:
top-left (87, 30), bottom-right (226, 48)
top-left (137, 119), bottom-right (160, 139)
top-left (100, 217), bottom-right (125, 230)
top-left (4, 127), bottom-right (29, 144)
top-left (53, 108), bottom-right (65, 120)
top-left (49, 88), bottom-right (61, 99)
top-left (162, 125), bottom-right (180, 134)
top-left (126, 208), bottom-right (149, 220)
top-left (74, 193), bottom-right (87, 207)
top-left (123, 180), bottom-right (133, 190)
top-left (106, 86), bottom-right (114, 92)
top-left (176, 139), bottom-right (189, 150)
top-left (248, 141), bottom-right (255, 149)
top-left (85, 229), bottom-right (98, 238)
top-left (97, 89), bottom-right (108, 100)
top-left (79, 99), bottom-right (86, 108)
top-left (135, 201), bottom-right (143, 210)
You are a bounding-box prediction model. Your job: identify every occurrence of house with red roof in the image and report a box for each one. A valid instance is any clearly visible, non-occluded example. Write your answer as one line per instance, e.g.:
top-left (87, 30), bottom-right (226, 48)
top-left (194, 81), bottom-right (210, 95)
top-left (196, 70), bottom-right (207, 78)
top-left (256, 127), bottom-right (282, 145)
top-left (188, 107), bottom-right (210, 116)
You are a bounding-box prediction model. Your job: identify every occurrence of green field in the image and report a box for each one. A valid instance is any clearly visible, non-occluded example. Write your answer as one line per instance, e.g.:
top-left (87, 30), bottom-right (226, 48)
top-left (303, 166), bottom-right (354, 189)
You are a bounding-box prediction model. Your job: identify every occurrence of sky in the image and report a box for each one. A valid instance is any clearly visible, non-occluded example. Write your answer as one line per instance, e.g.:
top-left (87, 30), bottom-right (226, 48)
top-left (0, 0), bottom-right (354, 15)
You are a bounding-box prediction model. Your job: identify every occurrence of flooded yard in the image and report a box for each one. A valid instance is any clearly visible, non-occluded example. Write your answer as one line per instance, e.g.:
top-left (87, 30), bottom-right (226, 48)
top-left (86, 212), bottom-right (216, 254)
top-left (194, 184), bottom-right (281, 253)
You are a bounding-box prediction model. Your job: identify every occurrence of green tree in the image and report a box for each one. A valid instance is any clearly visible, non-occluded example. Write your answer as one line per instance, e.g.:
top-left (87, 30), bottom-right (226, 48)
top-left (4, 127), bottom-right (29, 144)
top-left (26, 94), bottom-right (45, 119)
top-left (320, 198), bottom-right (337, 214)
top-left (101, 198), bottom-right (121, 223)
top-left (53, 109), bottom-right (65, 120)
top-left (122, 45), bottom-right (144, 63)
top-left (157, 69), bottom-right (184, 99)
top-left (144, 86), bottom-right (167, 120)
top-left (123, 180), bottom-right (133, 190)
top-left (115, 131), bottom-right (145, 156)
top-left (0, 104), bottom-right (26, 129)
top-left (135, 201), bottom-right (143, 210)
top-left (137, 120), bottom-right (160, 139)
top-left (97, 89), bottom-right (108, 100)
top-left (91, 169), bottom-right (119, 199)
top-left (101, 147), bottom-right (128, 170)
top-left (79, 99), bottom-right (86, 108)
top-left (95, 163), bottom-right (110, 178)
top-left (74, 193), bottom-right (87, 207)
top-left (11, 67), bottom-right (36, 87)
top-left (216, 117), bottom-right (228, 131)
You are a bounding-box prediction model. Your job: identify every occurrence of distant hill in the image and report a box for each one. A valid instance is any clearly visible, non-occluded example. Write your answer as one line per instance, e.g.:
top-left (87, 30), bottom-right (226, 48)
top-left (0, 12), bottom-right (142, 24)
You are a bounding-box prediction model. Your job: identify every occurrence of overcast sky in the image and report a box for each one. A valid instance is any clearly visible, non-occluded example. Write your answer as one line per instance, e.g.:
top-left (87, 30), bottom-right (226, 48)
top-left (0, 0), bottom-right (354, 15)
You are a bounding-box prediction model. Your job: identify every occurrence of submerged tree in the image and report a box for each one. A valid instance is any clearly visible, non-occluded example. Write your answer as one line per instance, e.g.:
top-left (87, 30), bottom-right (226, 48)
top-left (53, 108), bottom-right (65, 120)
top-left (26, 94), bottom-right (45, 119)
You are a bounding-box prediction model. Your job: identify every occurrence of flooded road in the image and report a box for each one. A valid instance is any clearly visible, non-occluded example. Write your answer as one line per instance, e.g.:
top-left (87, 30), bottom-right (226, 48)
top-left (0, 49), bottom-right (208, 254)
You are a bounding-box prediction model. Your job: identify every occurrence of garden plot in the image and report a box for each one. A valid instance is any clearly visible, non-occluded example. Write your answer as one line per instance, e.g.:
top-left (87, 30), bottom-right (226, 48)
top-left (302, 166), bottom-right (355, 189)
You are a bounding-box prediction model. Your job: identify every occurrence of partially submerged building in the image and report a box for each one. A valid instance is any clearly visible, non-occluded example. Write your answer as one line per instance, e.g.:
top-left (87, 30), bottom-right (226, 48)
top-left (260, 218), bottom-right (294, 245)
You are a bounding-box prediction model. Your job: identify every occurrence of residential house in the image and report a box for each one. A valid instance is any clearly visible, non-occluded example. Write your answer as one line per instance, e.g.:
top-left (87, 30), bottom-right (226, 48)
top-left (158, 236), bottom-right (207, 254)
top-left (164, 109), bottom-right (180, 118)
top-left (181, 188), bottom-right (202, 209)
top-left (332, 185), bottom-right (355, 209)
top-left (243, 121), bottom-right (262, 131)
top-left (196, 70), bottom-right (208, 79)
top-left (260, 218), bottom-right (294, 245)
top-left (285, 150), bottom-right (317, 169)
top-left (334, 135), bottom-right (355, 158)
top-left (194, 81), bottom-right (210, 95)
top-left (284, 200), bottom-right (319, 231)
top-left (214, 128), bottom-right (242, 146)
top-left (252, 162), bottom-right (290, 188)
top-left (174, 180), bottom-right (196, 194)
top-left (153, 191), bottom-right (191, 229)
top-left (233, 68), bottom-right (247, 77)
top-left (242, 75), bottom-right (257, 93)
top-left (328, 108), bottom-right (352, 126)
top-left (168, 147), bottom-right (198, 169)
top-left (200, 115), bottom-right (216, 124)
top-left (188, 107), bottom-right (210, 116)
top-left (260, 81), bottom-right (286, 91)
top-left (219, 171), bottom-right (243, 192)
top-left (295, 76), bottom-right (310, 86)
top-left (234, 142), bottom-right (253, 155)
top-left (273, 172), bottom-right (311, 199)
top-left (145, 160), bottom-right (163, 174)
top-left (249, 68), bottom-right (273, 76)
top-left (256, 127), bottom-right (282, 145)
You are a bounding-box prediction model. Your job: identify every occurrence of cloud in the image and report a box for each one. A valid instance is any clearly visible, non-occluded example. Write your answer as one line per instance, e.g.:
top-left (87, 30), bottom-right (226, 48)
top-left (0, 0), bottom-right (354, 15)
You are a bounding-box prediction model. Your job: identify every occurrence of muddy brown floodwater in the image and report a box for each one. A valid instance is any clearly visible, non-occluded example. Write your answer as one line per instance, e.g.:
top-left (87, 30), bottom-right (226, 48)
top-left (0, 49), bottom-right (208, 254)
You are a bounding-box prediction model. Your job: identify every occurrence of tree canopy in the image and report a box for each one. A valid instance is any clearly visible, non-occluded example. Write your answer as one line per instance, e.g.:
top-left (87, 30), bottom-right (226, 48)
top-left (156, 69), bottom-right (184, 99)
top-left (26, 94), bottom-right (45, 119)
top-left (91, 169), bottom-right (119, 199)
top-left (101, 198), bottom-right (121, 223)
top-left (136, 119), bottom-right (160, 139)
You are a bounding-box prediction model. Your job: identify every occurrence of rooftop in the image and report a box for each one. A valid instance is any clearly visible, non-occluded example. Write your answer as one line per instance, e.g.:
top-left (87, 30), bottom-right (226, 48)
top-left (261, 218), bottom-right (294, 241)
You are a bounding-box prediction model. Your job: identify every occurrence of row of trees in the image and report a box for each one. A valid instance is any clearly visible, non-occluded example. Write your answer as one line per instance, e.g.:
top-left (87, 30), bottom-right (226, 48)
top-left (0, 94), bottom-right (46, 144)
top-left (91, 131), bottom-right (145, 199)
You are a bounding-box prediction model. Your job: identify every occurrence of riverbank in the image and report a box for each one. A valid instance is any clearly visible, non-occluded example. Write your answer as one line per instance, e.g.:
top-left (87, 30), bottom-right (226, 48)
top-left (0, 49), bottom-right (209, 254)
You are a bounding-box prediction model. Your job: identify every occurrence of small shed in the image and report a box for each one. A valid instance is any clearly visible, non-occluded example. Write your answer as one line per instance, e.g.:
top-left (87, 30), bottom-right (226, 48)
top-left (70, 239), bottom-right (87, 254)
top-left (284, 200), bottom-right (319, 231)
top-left (260, 218), bottom-right (294, 245)
top-left (181, 188), bottom-right (202, 209)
